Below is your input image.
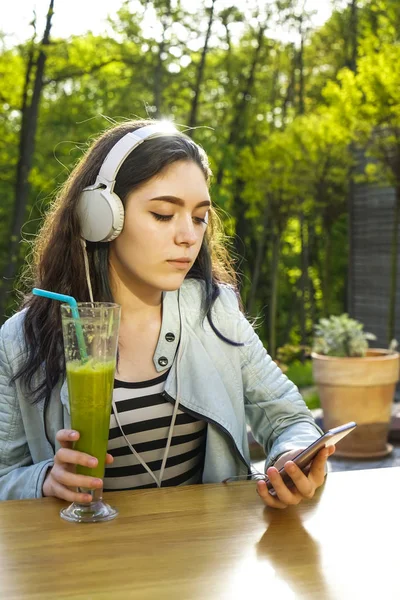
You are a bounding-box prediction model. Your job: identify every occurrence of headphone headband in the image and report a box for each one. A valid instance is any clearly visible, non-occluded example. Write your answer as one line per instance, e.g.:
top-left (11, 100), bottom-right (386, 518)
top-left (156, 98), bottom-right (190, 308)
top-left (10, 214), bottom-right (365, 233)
top-left (91, 122), bottom-right (179, 191)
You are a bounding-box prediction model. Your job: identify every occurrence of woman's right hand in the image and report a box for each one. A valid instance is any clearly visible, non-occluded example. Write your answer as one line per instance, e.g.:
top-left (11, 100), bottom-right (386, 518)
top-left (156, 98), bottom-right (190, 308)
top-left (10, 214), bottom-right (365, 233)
top-left (42, 429), bottom-right (114, 503)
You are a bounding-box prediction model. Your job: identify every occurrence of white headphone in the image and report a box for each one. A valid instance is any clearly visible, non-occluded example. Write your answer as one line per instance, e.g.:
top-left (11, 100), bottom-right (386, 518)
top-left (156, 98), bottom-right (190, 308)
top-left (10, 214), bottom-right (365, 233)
top-left (77, 122), bottom-right (180, 243)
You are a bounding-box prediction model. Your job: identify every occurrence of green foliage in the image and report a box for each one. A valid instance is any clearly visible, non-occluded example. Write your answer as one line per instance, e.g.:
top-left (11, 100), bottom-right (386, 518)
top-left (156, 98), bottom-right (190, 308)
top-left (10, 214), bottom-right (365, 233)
top-left (0, 0), bottom-right (398, 347)
top-left (324, 40), bottom-right (400, 187)
top-left (281, 359), bottom-right (321, 411)
top-left (276, 344), bottom-right (311, 365)
top-left (302, 391), bottom-right (320, 411)
top-left (285, 360), bottom-right (314, 388)
top-left (313, 314), bottom-right (377, 357)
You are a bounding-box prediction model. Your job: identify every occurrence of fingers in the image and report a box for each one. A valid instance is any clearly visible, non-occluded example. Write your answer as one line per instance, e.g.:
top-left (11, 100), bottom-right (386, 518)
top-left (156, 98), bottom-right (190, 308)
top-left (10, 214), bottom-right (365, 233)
top-left (49, 457), bottom-right (104, 504)
top-left (50, 479), bottom-right (93, 504)
top-left (55, 429), bottom-right (80, 449)
top-left (44, 463), bottom-right (97, 503)
top-left (55, 448), bottom-right (114, 470)
top-left (266, 467), bottom-right (306, 504)
top-left (281, 462), bottom-right (315, 499)
top-left (55, 431), bottom-right (114, 466)
top-left (55, 447), bottom-right (99, 470)
top-left (256, 479), bottom-right (289, 509)
top-left (308, 446), bottom-right (335, 486)
top-left (281, 446), bottom-right (333, 497)
top-left (52, 464), bottom-right (103, 491)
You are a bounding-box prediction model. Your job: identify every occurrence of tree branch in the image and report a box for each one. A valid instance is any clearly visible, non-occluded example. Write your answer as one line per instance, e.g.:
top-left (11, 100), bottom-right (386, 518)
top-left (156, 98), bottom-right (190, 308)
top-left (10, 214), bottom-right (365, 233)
top-left (43, 58), bottom-right (127, 85)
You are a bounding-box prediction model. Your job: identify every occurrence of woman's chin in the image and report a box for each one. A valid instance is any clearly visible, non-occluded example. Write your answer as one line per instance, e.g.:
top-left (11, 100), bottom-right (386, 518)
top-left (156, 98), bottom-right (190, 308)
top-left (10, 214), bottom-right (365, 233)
top-left (156, 274), bottom-right (187, 292)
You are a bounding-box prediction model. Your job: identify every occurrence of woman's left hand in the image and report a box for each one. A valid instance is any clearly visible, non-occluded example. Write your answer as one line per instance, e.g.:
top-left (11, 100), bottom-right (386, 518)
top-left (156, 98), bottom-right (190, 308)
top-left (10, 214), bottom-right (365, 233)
top-left (256, 445), bottom-right (336, 509)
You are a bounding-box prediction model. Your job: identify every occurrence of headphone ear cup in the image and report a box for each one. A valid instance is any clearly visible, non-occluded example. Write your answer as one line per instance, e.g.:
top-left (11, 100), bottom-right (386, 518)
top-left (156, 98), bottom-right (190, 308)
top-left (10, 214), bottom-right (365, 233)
top-left (102, 189), bottom-right (125, 242)
top-left (77, 187), bottom-right (125, 242)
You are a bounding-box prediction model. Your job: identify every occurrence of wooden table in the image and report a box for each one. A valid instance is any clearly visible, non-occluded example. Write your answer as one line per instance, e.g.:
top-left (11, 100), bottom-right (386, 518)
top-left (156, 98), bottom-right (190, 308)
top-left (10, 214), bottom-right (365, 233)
top-left (0, 467), bottom-right (399, 600)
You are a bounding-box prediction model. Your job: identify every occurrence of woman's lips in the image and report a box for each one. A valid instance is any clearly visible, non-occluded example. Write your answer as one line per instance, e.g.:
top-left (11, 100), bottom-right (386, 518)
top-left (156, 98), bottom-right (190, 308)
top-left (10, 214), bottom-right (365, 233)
top-left (167, 259), bottom-right (191, 269)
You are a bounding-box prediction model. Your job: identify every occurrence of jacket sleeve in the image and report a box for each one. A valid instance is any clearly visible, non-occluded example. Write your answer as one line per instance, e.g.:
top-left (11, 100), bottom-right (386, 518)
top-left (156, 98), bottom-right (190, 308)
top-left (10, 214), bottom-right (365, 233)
top-left (0, 323), bottom-right (54, 500)
top-left (218, 288), bottom-right (323, 469)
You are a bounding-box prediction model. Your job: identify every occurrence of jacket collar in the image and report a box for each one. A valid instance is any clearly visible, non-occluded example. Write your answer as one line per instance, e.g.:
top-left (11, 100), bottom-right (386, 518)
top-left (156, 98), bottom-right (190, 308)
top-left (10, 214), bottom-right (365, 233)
top-left (153, 289), bottom-right (181, 372)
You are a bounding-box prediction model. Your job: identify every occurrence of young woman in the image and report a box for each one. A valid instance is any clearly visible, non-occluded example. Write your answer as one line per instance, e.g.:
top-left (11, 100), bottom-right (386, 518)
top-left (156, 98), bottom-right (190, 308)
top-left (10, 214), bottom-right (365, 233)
top-left (0, 119), bottom-right (334, 509)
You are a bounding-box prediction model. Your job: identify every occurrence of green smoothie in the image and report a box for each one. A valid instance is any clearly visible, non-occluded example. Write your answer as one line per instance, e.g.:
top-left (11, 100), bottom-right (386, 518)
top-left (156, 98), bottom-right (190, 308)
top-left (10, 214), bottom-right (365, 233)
top-left (66, 358), bottom-right (115, 480)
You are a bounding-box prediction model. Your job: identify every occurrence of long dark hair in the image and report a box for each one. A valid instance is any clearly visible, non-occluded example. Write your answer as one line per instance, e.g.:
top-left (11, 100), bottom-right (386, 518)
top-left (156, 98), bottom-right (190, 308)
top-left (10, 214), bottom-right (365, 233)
top-left (14, 119), bottom-right (242, 411)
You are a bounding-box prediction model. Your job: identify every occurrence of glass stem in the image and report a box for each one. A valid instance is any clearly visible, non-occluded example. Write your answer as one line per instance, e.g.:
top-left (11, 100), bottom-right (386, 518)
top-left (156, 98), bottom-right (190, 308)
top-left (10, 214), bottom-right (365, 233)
top-left (78, 486), bottom-right (103, 504)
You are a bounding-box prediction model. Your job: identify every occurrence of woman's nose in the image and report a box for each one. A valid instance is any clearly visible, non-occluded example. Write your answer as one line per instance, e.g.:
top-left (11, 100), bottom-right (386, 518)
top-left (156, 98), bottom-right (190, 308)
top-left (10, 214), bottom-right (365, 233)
top-left (175, 216), bottom-right (198, 246)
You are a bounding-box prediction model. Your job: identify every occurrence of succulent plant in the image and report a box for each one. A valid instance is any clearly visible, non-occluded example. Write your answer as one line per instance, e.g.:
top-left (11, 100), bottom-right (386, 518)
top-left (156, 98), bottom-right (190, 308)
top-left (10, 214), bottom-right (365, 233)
top-left (312, 314), bottom-right (377, 357)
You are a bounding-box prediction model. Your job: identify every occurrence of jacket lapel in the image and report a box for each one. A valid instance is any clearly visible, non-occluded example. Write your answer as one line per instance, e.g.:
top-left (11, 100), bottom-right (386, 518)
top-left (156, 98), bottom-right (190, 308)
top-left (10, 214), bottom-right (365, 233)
top-left (164, 318), bottom-right (247, 466)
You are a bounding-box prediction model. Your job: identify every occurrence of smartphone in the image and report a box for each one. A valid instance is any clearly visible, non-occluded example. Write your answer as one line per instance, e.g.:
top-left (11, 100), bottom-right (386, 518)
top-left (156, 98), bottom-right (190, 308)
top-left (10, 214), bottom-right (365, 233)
top-left (265, 421), bottom-right (357, 492)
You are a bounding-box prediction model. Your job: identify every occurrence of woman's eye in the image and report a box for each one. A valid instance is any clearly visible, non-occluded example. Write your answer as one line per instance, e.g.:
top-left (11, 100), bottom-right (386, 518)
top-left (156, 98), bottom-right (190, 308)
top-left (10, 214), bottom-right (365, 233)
top-left (151, 212), bottom-right (208, 225)
top-left (151, 213), bottom-right (173, 222)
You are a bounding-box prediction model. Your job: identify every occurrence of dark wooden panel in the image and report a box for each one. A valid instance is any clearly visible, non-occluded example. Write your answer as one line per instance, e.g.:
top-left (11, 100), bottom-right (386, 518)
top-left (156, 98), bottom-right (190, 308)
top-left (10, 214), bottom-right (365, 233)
top-left (349, 153), bottom-right (399, 349)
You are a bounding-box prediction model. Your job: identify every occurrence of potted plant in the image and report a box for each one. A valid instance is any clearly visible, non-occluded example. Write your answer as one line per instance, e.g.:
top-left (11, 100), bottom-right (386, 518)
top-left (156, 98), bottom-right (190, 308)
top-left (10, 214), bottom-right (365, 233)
top-left (311, 314), bottom-right (400, 458)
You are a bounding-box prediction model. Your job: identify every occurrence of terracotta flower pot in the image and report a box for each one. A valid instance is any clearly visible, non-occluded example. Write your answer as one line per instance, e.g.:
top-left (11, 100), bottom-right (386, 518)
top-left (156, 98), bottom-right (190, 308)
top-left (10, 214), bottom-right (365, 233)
top-left (311, 349), bottom-right (400, 458)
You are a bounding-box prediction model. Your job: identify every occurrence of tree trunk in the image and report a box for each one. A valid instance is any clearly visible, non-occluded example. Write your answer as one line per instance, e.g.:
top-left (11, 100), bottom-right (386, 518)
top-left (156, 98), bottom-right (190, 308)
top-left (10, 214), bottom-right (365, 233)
top-left (232, 177), bottom-right (247, 264)
top-left (268, 228), bottom-right (281, 358)
top-left (298, 16), bottom-right (305, 115)
top-left (229, 21), bottom-right (266, 147)
top-left (282, 290), bottom-right (298, 343)
top-left (153, 0), bottom-right (172, 118)
top-left (282, 44), bottom-right (296, 126)
top-left (307, 220), bottom-right (317, 324)
top-left (322, 226), bottom-right (333, 317)
top-left (20, 27), bottom-right (37, 133)
top-left (349, 0), bottom-right (358, 73)
top-left (215, 19), bottom-right (266, 186)
top-left (212, 13), bottom-right (234, 188)
top-left (230, 22), bottom-right (267, 268)
top-left (299, 212), bottom-right (309, 349)
top-left (220, 12), bottom-right (233, 84)
top-left (0, 0), bottom-right (55, 318)
top-left (387, 185), bottom-right (400, 343)
top-left (297, 11), bottom-right (307, 346)
top-left (188, 0), bottom-right (215, 131)
top-left (247, 199), bottom-right (269, 314)
top-left (346, 0), bottom-right (358, 314)
top-left (246, 62), bottom-right (284, 313)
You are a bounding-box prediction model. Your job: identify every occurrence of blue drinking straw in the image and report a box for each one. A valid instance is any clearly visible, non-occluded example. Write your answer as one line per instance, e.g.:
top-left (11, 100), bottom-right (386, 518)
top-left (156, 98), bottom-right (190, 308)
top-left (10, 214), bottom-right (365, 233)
top-left (32, 288), bottom-right (88, 363)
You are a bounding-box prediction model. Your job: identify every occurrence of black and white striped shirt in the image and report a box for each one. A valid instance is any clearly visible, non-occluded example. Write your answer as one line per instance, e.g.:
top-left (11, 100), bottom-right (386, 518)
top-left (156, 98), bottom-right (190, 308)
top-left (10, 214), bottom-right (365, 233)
top-left (103, 370), bottom-right (207, 490)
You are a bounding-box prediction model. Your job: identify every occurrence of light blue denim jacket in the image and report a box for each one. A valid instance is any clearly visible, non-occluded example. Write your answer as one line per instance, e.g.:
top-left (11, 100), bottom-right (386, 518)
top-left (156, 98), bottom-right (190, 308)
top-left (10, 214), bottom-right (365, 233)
top-left (0, 280), bottom-right (322, 500)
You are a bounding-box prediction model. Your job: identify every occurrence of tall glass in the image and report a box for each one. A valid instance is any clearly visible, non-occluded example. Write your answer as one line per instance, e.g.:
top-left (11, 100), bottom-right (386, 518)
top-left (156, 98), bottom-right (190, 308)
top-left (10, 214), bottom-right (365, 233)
top-left (59, 302), bottom-right (121, 523)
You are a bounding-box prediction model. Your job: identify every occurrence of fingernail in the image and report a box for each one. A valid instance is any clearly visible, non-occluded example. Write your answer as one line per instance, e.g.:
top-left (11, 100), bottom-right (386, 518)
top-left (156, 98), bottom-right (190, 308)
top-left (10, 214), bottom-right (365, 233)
top-left (89, 458), bottom-right (97, 467)
top-left (93, 479), bottom-right (102, 487)
top-left (69, 431), bottom-right (78, 439)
